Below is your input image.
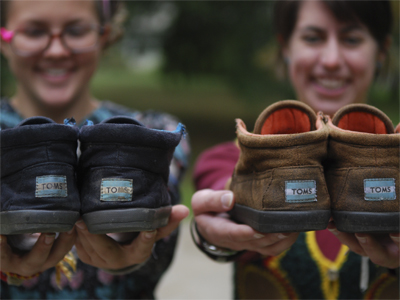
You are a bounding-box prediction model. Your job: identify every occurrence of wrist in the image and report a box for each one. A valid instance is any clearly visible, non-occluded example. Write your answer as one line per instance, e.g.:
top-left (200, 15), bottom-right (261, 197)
top-left (190, 219), bottom-right (244, 262)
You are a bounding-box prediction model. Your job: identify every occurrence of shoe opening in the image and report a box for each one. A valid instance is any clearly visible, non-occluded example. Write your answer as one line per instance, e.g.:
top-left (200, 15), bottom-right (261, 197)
top-left (260, 108), bottom-right (311, 135)
top-left (337, 112), bottom-right (388, 134)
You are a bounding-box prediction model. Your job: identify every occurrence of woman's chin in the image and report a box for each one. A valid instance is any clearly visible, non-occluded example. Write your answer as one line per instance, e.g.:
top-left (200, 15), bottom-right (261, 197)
top-left (39, 96), bottom-right (75, 110)
top-left (303, 96), bottom-right (355, 116)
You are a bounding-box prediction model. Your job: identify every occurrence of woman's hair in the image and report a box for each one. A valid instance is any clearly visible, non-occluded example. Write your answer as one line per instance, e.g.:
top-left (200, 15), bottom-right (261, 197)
top-left (0, 0), bottom-right (128, 48)
top-left (94, 0), bottom-right (128, 48)
top-left (273, 0), bottom-right (393, 77)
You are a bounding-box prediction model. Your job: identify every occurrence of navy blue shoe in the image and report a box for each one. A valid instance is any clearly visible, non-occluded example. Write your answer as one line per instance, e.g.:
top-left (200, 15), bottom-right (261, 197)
top-left (1, 117), bottom-right (80, 234)
top-left (79, 116), bottom-right (185, 234)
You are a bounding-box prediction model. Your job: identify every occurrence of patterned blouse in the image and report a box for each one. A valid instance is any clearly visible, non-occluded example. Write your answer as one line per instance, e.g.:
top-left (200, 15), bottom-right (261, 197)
top-left (0, 98), bottom-right (190, 299)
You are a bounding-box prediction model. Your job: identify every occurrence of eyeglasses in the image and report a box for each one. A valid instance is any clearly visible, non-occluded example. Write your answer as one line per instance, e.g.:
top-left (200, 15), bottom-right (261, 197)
top-left (0, 24), bottom-right (105, 57)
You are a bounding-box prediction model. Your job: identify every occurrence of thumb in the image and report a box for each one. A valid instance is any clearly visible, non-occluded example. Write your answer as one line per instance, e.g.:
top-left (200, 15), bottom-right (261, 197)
top-left (191, 189), bottom-right (234, 216)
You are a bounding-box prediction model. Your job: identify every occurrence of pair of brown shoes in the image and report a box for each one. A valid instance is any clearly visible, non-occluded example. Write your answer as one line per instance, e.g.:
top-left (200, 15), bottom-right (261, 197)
top-left (229, 100), bottom-right (399, 233)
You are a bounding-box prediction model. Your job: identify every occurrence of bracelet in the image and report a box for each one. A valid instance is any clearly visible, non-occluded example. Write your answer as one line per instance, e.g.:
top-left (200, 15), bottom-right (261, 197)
top-left (190, 219), bottom-right (244, 262)
top-left (1, 271), bottom-right (42, 286)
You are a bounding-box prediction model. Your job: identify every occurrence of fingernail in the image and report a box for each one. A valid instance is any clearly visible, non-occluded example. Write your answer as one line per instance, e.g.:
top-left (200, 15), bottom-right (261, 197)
top-left (356, 234), bottom-right (367, 244)
top-left (277, 233), bottom-right (289, 239)
top-left (144, 230), bottom-right (157, 239)
top-left (45, 234), bottom-right (55, 245)
top-left (390, 235), bottom-right (400, 242)
top-left (253, 233), bottom-right (264, 239)
top-left (328, 228), bottom-right (339, 235)
top-left (221, 193), bottom-right (233, 209)
top-left (75, 221), bottom-right (86, 230)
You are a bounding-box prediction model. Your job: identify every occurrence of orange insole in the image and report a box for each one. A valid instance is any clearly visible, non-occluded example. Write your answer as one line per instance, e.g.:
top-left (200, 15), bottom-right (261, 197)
top-left (337, 112), bottom-right (387, 134)
top-left (261, 108), bottom-right (311, 135)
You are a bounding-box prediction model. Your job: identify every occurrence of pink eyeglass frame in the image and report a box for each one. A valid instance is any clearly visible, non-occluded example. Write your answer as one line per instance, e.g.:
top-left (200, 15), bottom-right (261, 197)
top-left (0, 27), bottom-right (14, 43)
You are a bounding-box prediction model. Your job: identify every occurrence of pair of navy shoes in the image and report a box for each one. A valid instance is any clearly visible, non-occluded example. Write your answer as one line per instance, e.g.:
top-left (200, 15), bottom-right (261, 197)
top-left (1, 116), bottom-right (185, 235)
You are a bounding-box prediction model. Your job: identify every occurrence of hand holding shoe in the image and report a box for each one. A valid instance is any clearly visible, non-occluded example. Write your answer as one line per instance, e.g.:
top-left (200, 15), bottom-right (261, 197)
top-left (75, 204), bottom-right (189, 270)
top-left (192, 189), bottom-right (299, 257)
top-left (0, 230), bottom-right (76, 277)
top-left (328, 222), bottom-right (400, 269)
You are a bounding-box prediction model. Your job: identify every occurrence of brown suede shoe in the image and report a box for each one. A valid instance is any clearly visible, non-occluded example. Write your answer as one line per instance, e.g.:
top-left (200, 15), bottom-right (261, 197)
top-left (326, 104), bottom-right (399, 233)
top-left (229, 100), bottom-right (331, 233)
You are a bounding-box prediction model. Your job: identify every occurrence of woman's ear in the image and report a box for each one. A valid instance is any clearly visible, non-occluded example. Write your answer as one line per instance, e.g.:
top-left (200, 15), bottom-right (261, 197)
top-left (378, 35), bottom-right (392, 62)
top-left (99, 24), bottom-right (111, 49)
top-left (277, 34), bottom-right (289, 58)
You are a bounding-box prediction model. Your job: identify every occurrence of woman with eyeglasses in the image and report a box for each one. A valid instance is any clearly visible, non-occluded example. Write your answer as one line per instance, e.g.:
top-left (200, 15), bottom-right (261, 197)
top-left (0, 0), bottom-right (190, 299)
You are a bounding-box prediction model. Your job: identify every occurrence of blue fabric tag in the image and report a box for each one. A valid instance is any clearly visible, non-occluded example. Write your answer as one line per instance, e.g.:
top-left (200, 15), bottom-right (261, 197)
top-left (36, 175), bottom-right (67, 198)
top-left (285, 180), bottom-right (317, 203)
top-left (101, 178), bottom-right (133, 202)
top-left (364, 178), bottom-right (396, 201)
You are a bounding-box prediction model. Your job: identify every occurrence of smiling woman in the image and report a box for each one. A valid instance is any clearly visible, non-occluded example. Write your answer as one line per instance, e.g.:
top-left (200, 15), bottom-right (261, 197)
top-left (191, 1), bottom-right (399, 299)
top-left (275, 0), bottom-right (392, 116)
top-left (0, 0), bottom-right (107, 121)
top-left (0, 0), bottom-right (190, 299)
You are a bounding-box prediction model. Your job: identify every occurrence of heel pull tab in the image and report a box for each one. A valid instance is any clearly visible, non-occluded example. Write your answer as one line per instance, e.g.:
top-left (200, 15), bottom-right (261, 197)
top-left (317, 111), bottom-right (329, 124)
top-left (64, 118), bottom-right (77, 126)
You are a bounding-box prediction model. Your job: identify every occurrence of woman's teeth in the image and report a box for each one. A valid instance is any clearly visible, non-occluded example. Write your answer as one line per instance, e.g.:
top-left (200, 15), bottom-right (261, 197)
top-left (317, 79), bottom-right (345, 89)
top-left (45, 69), bottom-right (67, 76)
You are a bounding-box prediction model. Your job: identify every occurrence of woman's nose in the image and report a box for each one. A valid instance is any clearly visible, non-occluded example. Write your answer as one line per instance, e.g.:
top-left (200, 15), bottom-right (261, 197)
top-left (320, 38), bottom-right (343, 70)
top-left (43, 35), bottom-right (71, 57)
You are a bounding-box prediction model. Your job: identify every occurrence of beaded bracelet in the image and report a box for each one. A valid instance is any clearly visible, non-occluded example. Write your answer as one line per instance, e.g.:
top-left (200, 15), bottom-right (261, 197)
top-left (1, 250), bottom-right (76, 287)
top-left (1, 271), bottom-right (42, 286)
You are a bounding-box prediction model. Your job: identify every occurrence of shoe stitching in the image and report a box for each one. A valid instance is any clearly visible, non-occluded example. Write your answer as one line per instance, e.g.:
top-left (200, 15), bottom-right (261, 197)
top-left (261, 173), bottom-right (273, 210)
top-left (329, 168), bottom-right (349, 210)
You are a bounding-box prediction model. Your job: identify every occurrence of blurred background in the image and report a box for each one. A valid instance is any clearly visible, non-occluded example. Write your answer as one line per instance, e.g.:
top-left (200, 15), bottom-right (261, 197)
top-left (1, 1), bottom-right (399, 210)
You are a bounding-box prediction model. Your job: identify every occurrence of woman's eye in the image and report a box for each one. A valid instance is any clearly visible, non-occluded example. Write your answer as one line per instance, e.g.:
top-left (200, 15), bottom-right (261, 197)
top-left (23, 28), bottom-right (47, 37)
top-left (65, 25), bottom-right (90, 37)
top-left (342, 36), bottom-right (362, 46)
top-left (302, 35), bottom-right (322, 44)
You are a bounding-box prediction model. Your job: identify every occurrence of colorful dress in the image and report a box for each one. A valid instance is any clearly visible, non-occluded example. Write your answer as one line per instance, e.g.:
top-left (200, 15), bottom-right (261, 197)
top-left (0, 98), bottom-right (190, 299)
top-left (193, 141), bottom-right (399, 300)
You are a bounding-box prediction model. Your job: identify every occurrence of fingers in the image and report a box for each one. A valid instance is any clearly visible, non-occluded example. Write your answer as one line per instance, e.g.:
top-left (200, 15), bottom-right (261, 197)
top-left (156, 205), bottom-right (189, 240)
top-left (192, 189), bottom-right (234, 215)
top-left (75, 219), bottom-right (160, 269)
top-left (389, 233), bottom-right (400, 247)
top-left (75, 220), bottom-right (110, 267)
top-left (195, 212), bottom-right (253, 247)
top-left (1, 231), bottom-right (76, 276)
top-left (20, 233), bottom-right (56, 273)
top-left (356, 233), bottom-right (399, 268)
top-left (123, 230), bottom-right (158, 266)
top-left (327, 222), bottom-right (367, 256)
top-left (195, 213), bottom-right (297, 256)
top-left (0, 235), bottom-right (21, 273)
top-left (43, 228), bottom-right (76, 270)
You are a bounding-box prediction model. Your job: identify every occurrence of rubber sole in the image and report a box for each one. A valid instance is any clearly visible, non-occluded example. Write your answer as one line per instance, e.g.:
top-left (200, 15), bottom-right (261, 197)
top-left (0, 210), bottom-right (79, 234)
top-left (82, 206), bottom-right (172, 234)
top-left (332, 211), bottom-right (399, 233)
top-left (229, 204), bottom-right (331, 233)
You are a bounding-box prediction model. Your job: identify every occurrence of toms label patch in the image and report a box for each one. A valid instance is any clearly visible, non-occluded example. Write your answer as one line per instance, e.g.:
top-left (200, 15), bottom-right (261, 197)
top-left (285, 180), bottom-right (317, 203)
top-left (364, 178), bottom-right (396, 201)
top-left (101, 178), bottom-right (133, 202)
top-left (36, 175), bottom-right (67, 197)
